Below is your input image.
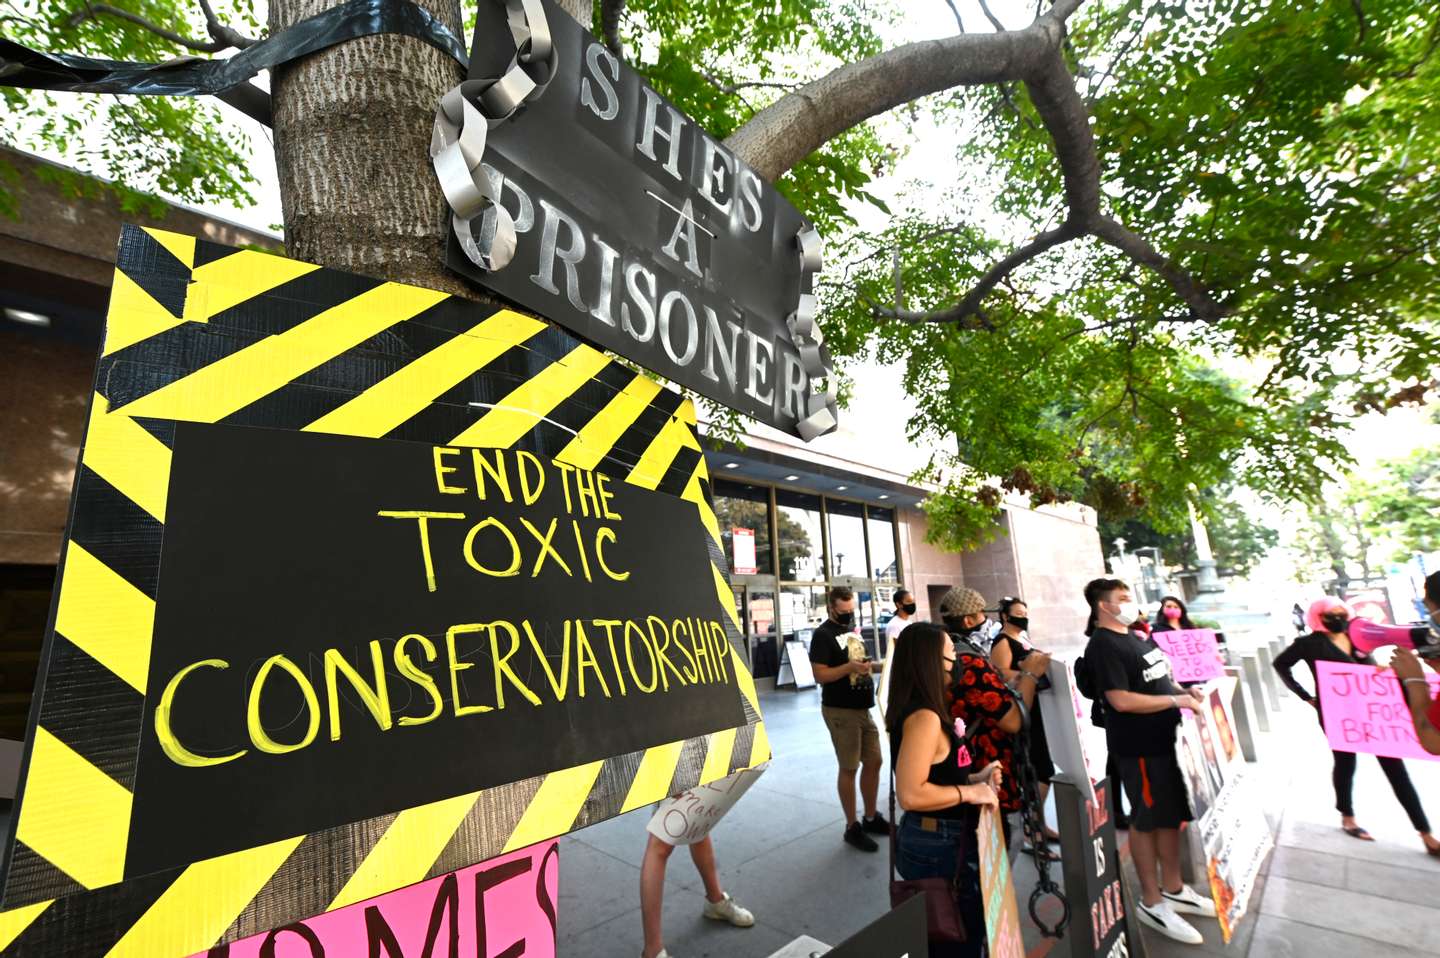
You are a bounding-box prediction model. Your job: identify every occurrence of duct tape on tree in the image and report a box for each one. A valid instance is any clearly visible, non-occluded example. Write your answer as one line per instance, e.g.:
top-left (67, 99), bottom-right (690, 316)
top-left (436, 0), bottom-right (837, 441)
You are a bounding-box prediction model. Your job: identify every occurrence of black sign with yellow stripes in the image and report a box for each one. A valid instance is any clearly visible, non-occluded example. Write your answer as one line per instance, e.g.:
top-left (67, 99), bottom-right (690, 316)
top-left (0, 226), bottom-right (768, 956)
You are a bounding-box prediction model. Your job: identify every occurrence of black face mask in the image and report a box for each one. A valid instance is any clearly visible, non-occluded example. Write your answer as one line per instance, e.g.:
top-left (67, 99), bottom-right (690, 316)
top-left (900, 602), bottom-right (917, 615)
top-left (1320, 613), bottom-right (1349, 633)
top-left (834, 610), bottom-right (855, 628)
top-left (946, 616), bottom-right (982, 636)
top-left (1008, 616), bottom-right (1029, 631)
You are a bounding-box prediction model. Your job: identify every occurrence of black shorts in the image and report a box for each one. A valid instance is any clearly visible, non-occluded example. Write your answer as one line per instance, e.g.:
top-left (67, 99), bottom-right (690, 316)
top-left (1116, 753), bottom-right (1193, 832)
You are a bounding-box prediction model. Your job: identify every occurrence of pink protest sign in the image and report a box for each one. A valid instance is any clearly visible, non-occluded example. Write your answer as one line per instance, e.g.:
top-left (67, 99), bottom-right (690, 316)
top-left (1318, 661), bottom-right (1440, 761)
top-left (191, 840), bottom-right (558, 958)
top-left (1153, 629), bottom-right (1225, 683)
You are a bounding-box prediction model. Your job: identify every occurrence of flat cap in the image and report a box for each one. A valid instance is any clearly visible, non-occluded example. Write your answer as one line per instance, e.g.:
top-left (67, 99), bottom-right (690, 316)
top-left (939, 586), bottom-right (986, 618)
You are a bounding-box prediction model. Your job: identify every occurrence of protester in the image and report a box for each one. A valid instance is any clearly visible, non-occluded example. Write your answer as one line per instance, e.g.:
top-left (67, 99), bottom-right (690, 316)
top-left (640, 833), bottom-right (753, 958)
top-left (1152, 595), bottom-right (1197, 632)
top-left (940, 587), bottom-right (1050, 852)
top-left (878, 587), bottom-right (917, 719)
top-left (1392, 571), bottom-right (1440, 755)
top-left (1273, 597), bottom-right (1440, 856)
top-left (886, 586), bottom-right (918, 649)
top-left (886, 621), bottom-right (1002, 958)
top-left (808, 585), bottom-right (888, 851)
top-left (989, 596), bottom-right (1061, 845)
top-left (1083, 577), bottom-right (1216, 945)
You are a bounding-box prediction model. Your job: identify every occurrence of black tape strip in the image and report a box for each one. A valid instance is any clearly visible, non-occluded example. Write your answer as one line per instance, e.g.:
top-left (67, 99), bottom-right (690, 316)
top-left (0, 0), bottom-right (468, 126)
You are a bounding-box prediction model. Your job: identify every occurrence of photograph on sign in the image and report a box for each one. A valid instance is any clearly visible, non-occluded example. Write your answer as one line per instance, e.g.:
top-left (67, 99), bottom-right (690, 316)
top-left (1151, 628), bottom-right (1225, 684)
top-left (646, 764), bottom-right (767, 846)
top-left (1175, 678), bottom-right (1270, 943)
top-left (1318, 661), bottom-right (1440, 761)
top-left (0, 226), bottom-right (770, 957)
top-left (445, 0), bottom-right (836, 440)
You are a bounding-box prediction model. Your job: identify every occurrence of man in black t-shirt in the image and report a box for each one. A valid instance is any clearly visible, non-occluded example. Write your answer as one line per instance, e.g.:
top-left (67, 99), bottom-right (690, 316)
top-left (808, 586), bottom-right (888, 851)
top-left (1082, 578), bottom-right (1214, 946)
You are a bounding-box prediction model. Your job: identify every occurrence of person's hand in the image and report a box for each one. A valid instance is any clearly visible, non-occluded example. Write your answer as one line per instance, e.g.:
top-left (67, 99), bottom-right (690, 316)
top-left (970, 761), bottom-right (1002, 788)
top-left (1174, 693), bottom-right (1200, 711)
top-left (1026, 651), bottom-right (1053, 676)
top-left (1186, 687), bottom-right (1205, 706)
top-left (852, 659), bottom-right (872, 676)
top-left (965, 782), bottom-right (1000, 808)
top-left (1391, 647), bottom-right (1426, 683)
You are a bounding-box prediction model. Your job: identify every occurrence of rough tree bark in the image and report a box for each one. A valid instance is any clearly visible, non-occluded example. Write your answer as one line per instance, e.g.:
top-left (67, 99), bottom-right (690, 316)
top-left (269, 0), bottom-right (469, 294)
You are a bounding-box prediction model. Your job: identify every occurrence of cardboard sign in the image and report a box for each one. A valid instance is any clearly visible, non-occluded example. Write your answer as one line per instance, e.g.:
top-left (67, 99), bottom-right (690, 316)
top-left (454, 0), bottom-right (836, 440)
top-left (1039, 658), bottom-right (1101, 805)
top-left (1176, 679), bottom-right (1270, 943)
top-left (188, 841), bottom-right (559, 958)
top-left (1054, 777), bottom-right (1145, 958)
top-left (647, 764), bottom-right (767, 845)
top-left (1152, 629), bottom-right (1224, 684)
top-left (824, 892), bottom-right (929, 958)
top-left (731, 527), bottom-right (758, 575)
top-left (1318, 661), bottom-right (1440, 761)
top-left (978, 807), bottom-right (1024, 958)
top-left (0, 227), bottom-right (770, 956)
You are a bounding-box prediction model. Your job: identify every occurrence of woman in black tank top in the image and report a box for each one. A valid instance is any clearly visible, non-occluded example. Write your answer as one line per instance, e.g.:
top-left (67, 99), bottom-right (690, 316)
top-left (886, 623), bottom-right (1002, 956)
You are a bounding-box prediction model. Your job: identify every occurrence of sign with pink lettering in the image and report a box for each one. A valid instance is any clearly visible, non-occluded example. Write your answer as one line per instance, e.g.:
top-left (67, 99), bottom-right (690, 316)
top-left (1153, 629), bottom-right (1224, 683)
top-left (190, 841), bottom-right (559, 958)
top-left (1318, 661), bottom-right (1440, 761)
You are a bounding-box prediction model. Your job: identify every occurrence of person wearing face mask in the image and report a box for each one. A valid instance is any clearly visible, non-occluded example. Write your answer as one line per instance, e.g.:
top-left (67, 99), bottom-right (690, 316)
top-left (887, 621), bottom-right (1003, 958)
top-left (1274, 597), bottom-right (1440, 855)
top-left (940, 588), bottom-right (1050, 850)
top-left (1152, 595), bottom-right (1197, 633)
top-left (1391, 571), bottom-right (1440, 755)
top-left (1082, 578), bottom-right (1215, 945)
top-left (877, 587), bottom-right (918, 720)
top-left (808, 586), bottom-right (889, 851)
top-left (989, 597), bottom-right (1060, 847)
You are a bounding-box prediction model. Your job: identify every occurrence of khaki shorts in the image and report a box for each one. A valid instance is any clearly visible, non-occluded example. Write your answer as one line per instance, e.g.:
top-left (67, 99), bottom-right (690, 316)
top-left (822, 706), bottom-right (882, 771)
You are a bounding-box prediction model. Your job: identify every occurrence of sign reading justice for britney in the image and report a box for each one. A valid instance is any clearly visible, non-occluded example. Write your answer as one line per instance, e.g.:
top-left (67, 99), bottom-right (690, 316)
top-left (128, 423), bottom-right (745, 876)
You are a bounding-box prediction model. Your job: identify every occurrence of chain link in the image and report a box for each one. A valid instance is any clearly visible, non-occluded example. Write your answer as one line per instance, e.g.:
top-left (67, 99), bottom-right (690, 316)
top-left (1010, 685), bottom-right (1071, 938)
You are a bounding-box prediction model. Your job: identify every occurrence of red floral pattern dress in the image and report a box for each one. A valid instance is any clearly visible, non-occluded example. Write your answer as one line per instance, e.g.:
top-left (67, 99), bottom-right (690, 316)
top-left (949, 649), bottom-right (1020, 812)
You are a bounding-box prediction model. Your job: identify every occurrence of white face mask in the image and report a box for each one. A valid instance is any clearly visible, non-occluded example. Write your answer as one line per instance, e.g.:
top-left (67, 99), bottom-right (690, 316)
top-left (1114, 600), bottom-right (1141, 624)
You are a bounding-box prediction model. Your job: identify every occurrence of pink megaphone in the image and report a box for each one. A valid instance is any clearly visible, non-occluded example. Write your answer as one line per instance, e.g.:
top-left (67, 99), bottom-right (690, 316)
top-left (1348, 617), bottom-right (1437, 656)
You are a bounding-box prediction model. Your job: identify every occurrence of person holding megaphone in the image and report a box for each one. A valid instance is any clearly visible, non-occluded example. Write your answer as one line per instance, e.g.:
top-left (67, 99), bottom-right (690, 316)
top-left (1390, 570), bottom-right (1440, 756)
top-left (1274, 597), bottom-right (1440, 856)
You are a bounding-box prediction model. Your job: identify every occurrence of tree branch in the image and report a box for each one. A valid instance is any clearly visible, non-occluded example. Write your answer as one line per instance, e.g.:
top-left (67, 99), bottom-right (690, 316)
top-left (600, 0), bottom-right (625, 57)
top-left (65, 0), bottom-right (255, 52)
top-left (1091, 217), bottom-right (1227, 321)
top-left (942, 0), bottom-right (965, 34)
top-left (977, 0), bottom-right (1007, 33)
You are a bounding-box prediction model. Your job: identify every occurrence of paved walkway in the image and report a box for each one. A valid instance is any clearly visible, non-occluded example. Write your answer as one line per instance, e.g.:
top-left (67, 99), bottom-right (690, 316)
top-left (557, 679), bottom-right (1440, 958)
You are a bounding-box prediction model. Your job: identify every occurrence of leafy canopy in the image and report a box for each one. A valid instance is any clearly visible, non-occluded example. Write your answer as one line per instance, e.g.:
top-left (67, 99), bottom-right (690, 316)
top-left (4, 0), bottom-right (1438, 552)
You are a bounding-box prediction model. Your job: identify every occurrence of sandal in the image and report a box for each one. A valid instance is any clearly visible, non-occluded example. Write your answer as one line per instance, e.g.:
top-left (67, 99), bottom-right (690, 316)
top-left (1342, 825), bottom-right (1374, 841)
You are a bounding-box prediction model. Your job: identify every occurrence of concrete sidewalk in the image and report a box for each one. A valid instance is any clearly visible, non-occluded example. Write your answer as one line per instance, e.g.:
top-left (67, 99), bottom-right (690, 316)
top-left (557, 681), bottom-right (1440, 958)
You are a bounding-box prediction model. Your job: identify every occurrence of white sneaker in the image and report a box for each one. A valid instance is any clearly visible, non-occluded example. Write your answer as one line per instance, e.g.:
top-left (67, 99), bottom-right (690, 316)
top-left (1136, 899), bottom-right (1204, 944)
top-left (702, 892), bottom-right (755, 927)
top-left (1163, 884), bottom-right (1218, 918)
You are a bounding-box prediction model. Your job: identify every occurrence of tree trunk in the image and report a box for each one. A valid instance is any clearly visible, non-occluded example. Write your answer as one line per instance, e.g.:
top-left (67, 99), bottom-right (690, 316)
top-left (269, 0), bottom-right (469, 294)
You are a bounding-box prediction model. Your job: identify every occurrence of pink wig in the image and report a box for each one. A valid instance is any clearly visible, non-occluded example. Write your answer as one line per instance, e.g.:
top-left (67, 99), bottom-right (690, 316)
top-left (1305, 597), bottom-right (1353, 633)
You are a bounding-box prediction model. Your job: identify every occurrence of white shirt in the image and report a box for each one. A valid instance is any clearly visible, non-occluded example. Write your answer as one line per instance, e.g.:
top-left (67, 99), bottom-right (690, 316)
top-left (885, 614), bottom-right (911, 645)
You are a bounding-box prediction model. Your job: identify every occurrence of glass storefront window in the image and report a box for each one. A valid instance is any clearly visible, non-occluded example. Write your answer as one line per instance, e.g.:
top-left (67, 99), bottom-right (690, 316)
top-left (867, 506), bottom-right (899, 582)
top-left (779, 584), bottom-right (829, 649)
top-left (775, 490), bottom-right (825, 582)
top-left (713, 479), bottom-right (773, 575)
top-left (826, 498), bottom-right (868, 579)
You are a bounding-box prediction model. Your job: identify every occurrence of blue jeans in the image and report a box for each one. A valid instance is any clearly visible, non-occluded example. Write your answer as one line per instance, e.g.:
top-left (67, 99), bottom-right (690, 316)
top-left (896, 812), bottom-right (985, 957)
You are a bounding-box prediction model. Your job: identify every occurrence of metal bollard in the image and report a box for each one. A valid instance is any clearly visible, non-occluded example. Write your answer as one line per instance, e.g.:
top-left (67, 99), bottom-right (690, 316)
top-left (1240, 653), bottom-right (1270, 733)
top-left (1256, 646), bottom-right (1283, 711)
top-left (1226, 666), bottom-right (1260, 762)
